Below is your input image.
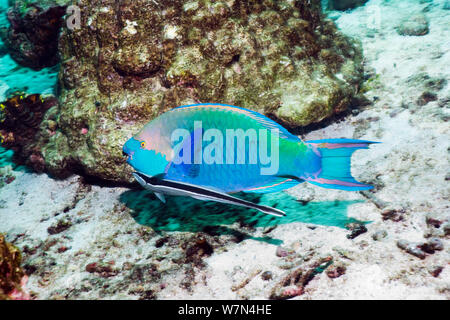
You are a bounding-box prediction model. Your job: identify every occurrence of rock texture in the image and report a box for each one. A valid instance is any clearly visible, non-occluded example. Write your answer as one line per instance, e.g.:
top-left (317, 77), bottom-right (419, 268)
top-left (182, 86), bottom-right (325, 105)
top-left (396, 13), bottom-right (430, 36)
top-left (0, 0), bottom-right (68, 69)
top-left (28, 0), bottom-right (361, 182)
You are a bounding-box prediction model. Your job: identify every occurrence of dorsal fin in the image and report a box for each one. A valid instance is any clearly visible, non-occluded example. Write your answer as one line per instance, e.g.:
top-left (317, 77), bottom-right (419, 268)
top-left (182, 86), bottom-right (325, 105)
top-left (173, 103), bottom-right (300, 142)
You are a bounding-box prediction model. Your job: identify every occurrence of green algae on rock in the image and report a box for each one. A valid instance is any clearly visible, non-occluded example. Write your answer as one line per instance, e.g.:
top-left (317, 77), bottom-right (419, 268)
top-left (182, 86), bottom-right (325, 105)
top-left (3, 0), bottom-right (364, 183)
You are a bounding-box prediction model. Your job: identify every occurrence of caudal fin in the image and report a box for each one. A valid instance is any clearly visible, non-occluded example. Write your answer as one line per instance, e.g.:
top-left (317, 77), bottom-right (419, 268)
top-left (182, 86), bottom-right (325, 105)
top-left (305, 139), bottom-right (378, 191)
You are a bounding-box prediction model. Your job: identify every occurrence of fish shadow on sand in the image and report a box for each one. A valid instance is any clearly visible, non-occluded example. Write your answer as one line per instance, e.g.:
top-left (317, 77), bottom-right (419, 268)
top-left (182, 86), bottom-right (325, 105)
top-left (119, 190), bottom-right (367, 245)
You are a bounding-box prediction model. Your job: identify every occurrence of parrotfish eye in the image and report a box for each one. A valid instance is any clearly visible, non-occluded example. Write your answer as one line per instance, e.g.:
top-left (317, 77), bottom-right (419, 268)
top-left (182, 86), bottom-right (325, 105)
top-left (140, 141), bottom-right (146, 149)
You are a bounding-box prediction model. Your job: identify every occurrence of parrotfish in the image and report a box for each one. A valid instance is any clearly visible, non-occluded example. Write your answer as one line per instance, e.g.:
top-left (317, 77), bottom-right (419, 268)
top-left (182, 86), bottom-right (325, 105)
top-left (123, 103), bottom-right (377, 217)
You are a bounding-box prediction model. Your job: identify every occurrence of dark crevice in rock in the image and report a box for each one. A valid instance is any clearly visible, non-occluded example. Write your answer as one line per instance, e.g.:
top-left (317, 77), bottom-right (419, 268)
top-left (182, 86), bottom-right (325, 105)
top-left (112, 63), bottom-right (162, 80)
top-left (70, 165), bottom-right (139, 189)
top-left (225, 54), bottom-right (241, 67)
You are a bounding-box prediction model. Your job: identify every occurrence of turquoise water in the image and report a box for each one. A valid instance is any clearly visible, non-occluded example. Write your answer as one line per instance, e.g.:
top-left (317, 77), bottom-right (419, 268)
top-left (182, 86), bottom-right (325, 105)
top-left (0, 147), bottom-right (13, 168)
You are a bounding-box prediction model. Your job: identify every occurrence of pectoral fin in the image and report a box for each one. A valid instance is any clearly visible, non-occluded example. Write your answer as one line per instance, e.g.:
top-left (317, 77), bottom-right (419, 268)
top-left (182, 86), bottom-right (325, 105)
top-left (154, 192), bottom-right (166, 203)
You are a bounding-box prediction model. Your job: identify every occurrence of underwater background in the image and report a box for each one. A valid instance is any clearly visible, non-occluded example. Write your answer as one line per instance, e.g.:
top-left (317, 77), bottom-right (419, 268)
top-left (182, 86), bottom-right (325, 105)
top-left (0, 0), bottom-right (449, 300)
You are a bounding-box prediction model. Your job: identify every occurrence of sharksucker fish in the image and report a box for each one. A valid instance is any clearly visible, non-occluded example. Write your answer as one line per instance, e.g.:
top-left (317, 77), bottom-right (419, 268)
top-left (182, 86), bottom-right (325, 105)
top-left (123, 103), bottom-right (377, 216)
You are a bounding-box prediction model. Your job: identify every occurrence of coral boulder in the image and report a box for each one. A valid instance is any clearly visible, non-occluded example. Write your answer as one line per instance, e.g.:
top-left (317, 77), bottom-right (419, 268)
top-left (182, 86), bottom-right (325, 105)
top-left (3, 0), bottom-right (365, 182)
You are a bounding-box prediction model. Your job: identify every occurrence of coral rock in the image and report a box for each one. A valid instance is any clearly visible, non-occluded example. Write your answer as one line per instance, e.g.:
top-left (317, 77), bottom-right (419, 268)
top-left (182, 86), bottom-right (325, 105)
top-left (0, 234), bottom-right (29, 300)
top-left (326, 262), bottom-right (346, 278)
top-left (261, 271), bottom-right (273, 281)
top-left (0, 93), bottom-right (59, 174)
top-left (0, 1), bottom-right (67, 69)
top-left (428, 266), bottom-right (443, 278)
top-left (417, 91), bottom-right (438, 106)
top-left (49, 0), bottom-right (363, 182)
top-left (396, 14), bottom-right (430, 36)
top-left (372, 230), bottom-right (388, 241)
top-left (345, 222), bottom-right (368, 239)
top-left (2, 0), bottom-right (364, 183)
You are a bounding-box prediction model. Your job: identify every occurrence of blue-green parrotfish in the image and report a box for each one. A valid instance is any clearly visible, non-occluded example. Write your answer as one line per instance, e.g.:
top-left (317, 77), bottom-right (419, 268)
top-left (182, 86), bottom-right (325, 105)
top-left (123, 103), bottom-right (377, 216)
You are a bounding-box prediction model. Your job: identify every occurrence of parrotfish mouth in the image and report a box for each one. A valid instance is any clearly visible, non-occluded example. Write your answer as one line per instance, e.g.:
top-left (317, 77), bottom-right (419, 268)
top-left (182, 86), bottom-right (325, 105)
top-left (132, 171), bottom-right (286, 217)
top-left (122, 147), bottom-right (134, 162)
top-left (122, 146), bottom-right (130, 161)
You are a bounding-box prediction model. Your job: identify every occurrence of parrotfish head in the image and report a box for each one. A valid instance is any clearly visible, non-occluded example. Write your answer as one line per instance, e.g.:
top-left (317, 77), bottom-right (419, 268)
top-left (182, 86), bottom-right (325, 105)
top-left (122, 136), bottom-right (170, 177)
top-left (122, 137), bottom-right (139, 165)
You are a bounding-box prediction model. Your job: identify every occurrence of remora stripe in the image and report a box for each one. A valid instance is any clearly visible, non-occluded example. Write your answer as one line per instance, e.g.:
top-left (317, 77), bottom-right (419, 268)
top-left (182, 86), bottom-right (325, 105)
top-left (134, 172), bottom-right (286, 217)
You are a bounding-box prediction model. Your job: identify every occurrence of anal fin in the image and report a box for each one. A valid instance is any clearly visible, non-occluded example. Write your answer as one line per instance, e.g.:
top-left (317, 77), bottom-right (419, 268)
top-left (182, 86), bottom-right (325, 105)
top-left (244, 177), bottom-right (302, 194)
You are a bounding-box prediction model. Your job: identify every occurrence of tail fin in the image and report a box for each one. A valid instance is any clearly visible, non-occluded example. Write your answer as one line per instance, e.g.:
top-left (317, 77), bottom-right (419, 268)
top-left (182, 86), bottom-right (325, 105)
top-left (305, 139), bottom-right (378, 191)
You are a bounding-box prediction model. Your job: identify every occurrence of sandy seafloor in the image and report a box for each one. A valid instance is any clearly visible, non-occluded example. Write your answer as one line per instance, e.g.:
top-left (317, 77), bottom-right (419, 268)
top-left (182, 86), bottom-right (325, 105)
top-left (0, 0), bottom-right (449, 299)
